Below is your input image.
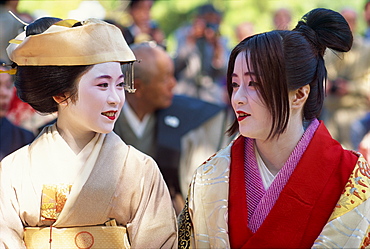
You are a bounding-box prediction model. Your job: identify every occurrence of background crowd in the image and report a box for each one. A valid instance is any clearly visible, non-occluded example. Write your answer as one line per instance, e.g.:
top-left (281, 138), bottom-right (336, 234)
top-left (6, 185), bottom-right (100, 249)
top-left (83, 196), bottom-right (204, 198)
top-left (1, 0), bottom-right (370, 214)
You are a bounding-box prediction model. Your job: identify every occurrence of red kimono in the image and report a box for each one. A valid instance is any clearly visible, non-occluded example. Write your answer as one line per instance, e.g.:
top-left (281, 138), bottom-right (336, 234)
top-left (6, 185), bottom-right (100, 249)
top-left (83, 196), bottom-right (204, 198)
top-left (178, 122), bottom-right (368, 249)
top-left (229, 122), bottom-right (358, 248)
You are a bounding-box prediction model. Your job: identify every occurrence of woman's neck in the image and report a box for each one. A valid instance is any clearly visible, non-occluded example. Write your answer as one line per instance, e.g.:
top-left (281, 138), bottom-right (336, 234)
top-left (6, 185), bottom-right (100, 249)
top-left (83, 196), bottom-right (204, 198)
top-left (56, 119), bottom-right (96, 155)
top-left (255, 119), bottom-right (305, 175)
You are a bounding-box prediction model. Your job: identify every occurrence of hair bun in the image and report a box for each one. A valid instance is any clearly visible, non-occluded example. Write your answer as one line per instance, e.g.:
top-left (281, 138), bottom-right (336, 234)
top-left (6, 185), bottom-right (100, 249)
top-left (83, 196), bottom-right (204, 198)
top-left (293, 8), bottom-right (353, 55)
top-left (294, 20), bottom-right (325, 56)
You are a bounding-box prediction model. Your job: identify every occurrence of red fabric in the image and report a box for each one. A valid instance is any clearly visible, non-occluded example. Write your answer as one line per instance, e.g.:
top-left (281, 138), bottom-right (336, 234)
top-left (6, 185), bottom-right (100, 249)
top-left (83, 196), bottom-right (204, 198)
top-left (7, 87), bottom-right (35, 125)
top-left (228, 135), bottom-right (252, 248)
top-left (228, 122), bottom-right (358, 248)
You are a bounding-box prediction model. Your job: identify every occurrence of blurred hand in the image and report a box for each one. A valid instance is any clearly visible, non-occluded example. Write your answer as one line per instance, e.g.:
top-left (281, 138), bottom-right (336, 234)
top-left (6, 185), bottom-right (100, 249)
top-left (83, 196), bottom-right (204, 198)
top-left (204, 26), bottom-right (220, 46)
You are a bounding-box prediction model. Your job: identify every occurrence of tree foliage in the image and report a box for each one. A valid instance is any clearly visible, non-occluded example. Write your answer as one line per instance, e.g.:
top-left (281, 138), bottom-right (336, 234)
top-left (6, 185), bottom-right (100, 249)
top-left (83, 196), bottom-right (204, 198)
top-left (18, 0), bottom-right (367, 53)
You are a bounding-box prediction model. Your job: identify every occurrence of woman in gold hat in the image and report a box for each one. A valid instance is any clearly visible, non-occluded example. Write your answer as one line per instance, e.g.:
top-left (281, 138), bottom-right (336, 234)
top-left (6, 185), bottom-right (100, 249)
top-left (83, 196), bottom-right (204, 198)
top-left (0, 17), bottom-right (177, 248)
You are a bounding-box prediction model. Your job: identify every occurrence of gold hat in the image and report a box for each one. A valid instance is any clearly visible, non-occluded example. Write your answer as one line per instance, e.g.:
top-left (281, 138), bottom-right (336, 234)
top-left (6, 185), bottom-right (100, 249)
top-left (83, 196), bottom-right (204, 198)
top-left (7, 18), bottom-right (136, 66)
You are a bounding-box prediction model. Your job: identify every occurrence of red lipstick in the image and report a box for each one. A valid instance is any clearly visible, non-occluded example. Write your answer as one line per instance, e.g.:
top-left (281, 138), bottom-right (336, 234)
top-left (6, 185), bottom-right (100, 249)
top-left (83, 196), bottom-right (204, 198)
top-left (236, 111), bottom-right (250, 122)
top-left (101, 111), bottom-right (117, 120)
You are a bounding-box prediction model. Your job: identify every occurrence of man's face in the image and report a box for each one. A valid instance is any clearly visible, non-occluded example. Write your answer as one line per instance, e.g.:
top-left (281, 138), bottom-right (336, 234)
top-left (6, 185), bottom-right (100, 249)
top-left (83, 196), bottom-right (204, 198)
top-left (130, 0), bottom-right (153, 29)
top-left (140, 50), bottom-right (176, 111)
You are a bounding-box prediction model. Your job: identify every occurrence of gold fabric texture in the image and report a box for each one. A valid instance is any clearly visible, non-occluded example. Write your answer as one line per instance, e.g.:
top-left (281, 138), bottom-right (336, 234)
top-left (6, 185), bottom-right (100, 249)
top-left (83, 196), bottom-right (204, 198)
top-left (41, 184), bottom-right (72, 221)
top-left (178, 197), bottom-right (191, 249)
top-left (24, 225), bottom-right (130, 249)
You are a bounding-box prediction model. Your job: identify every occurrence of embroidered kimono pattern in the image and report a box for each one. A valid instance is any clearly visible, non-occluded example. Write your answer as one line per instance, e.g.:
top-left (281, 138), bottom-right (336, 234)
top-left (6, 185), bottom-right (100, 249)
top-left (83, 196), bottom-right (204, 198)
top-left (178, 121), bottom-right (370, 248)
top-left (41, 184), bottom-right (72, 221)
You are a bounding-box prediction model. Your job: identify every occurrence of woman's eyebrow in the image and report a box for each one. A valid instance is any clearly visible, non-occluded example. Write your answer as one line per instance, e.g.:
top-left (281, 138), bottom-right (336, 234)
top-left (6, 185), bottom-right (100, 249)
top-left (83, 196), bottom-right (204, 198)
top-left (96, 74), bottom-right (124, 80)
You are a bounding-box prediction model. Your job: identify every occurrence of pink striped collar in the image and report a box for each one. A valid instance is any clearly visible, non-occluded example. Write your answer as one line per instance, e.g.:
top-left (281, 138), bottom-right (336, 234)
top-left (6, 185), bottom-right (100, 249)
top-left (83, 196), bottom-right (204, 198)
top-left (244, 119), bottom-right (320, 232)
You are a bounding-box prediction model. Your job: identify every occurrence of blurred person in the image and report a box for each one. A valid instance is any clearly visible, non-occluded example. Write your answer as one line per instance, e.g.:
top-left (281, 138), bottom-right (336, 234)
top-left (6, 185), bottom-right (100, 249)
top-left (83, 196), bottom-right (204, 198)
top-left (0, 0), bottom-right (32, 63)
top-left (364, 0), bottom-right (370, 40)
top-left (178, 8), bottom-right (370, 248)
top-left (235, 21), bottom-right (255, 42)
top-left (0, 17), bottom-right (177, 248)
top-left (5, 87), bottom-right (55, 135)
top-left (273, 7), bottom-right (292, 30)
top-left (2, 0), bottom-right (32, 23)
top-left (323, 7), bottom-right (370, 149)
top-left (351, 112), bottom-right (370, 150)
top-left (173, 3), bottom-right (230, 106)
top-left (122, 0), bottom-right (166, 48)
top-left (114, 42), bottom-right (230, 214)
top-left (0, 63), bottom-right (34, 161)
top-left (0, 1), bottom-right (50, 134)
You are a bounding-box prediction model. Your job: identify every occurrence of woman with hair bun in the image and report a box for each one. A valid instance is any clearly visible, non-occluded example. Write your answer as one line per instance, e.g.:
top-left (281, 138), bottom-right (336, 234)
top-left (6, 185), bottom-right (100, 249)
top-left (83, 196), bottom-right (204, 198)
top-left (0, 16), bottom-right (177, 248)
top-left (178, 8), bottom-right (370, 248)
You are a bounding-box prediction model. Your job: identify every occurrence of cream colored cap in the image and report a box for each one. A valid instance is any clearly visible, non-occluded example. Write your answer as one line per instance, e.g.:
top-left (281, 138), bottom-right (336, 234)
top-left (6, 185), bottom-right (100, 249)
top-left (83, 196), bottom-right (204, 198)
top-left (7, 18), bottom-right (136, 66)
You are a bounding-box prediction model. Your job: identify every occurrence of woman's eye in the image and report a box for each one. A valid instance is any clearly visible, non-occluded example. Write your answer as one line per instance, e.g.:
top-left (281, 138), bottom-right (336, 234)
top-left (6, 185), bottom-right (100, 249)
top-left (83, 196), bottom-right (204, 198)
top-left (248, 81), bottom-right (258, 87)
top-left (231, 82), bottom-right (239, 88)
top-left (117, 82), bottom-right (125, 88)
top-left (98, 83), bottom-right (109, 87)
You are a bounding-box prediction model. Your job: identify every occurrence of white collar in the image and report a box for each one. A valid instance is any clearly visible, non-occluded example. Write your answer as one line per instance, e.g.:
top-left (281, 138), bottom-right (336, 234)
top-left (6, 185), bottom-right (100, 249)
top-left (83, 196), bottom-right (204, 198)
top-left (255, 145), bottom-right (276, 190)
top-left (122, 103), bottom-right (153, 138)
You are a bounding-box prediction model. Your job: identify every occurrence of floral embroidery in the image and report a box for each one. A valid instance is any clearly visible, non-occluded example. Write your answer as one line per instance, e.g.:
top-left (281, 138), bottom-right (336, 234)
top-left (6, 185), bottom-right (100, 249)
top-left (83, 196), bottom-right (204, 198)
top-left (329, 155), bottom-right (370, 221)
top-left (41, 184), bottom-right (72, 220)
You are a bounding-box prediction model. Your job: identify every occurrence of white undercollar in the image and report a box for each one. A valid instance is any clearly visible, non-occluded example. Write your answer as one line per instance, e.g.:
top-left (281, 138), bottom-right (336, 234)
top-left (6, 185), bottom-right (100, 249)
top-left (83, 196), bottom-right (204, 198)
top-left (122, 103), bottom-right (153, 138)
top-left (255, 145), bottom-right (276, 190)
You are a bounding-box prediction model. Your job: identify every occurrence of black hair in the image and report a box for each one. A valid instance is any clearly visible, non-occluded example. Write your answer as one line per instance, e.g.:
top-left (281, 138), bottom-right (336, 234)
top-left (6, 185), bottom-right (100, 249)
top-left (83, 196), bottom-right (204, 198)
top-left (14, 17), bottom-right (92, 114)
top-left (227, 8), bottom-right (353, 138)
top-left (25, 17), bottom-right (62, 36)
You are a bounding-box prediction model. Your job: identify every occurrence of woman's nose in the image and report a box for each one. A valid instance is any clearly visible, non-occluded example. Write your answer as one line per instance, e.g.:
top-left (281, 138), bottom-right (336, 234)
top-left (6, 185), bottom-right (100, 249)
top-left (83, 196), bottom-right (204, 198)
top-left (108, 88), bottom-right (121, 105)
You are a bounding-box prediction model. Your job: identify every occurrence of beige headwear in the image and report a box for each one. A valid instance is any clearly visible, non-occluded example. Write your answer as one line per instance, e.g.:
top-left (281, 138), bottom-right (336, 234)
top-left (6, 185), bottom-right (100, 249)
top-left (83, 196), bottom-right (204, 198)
top-left (7, 18), bottom-right (136, 66)
top-left (5, 18), bottom-right (137, 92)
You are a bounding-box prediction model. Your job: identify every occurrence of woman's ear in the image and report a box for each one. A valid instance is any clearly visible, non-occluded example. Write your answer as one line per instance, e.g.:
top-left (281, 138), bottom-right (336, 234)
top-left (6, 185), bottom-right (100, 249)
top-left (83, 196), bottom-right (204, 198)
top-left (291, 85), bottom-right (310, 109)
top-left (52, 93), bottom-right (69, 105)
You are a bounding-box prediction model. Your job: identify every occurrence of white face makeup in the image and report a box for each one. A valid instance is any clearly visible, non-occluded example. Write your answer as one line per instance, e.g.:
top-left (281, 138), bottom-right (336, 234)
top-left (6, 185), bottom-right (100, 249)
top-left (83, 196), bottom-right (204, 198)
top-left (60, 62), bottom-right (125, 135)
top-left (231, 51), bottom-right (272, 140)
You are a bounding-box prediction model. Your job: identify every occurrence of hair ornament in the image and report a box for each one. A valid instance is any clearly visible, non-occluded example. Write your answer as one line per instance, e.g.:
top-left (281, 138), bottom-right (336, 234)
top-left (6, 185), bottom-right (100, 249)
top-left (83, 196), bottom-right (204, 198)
top-left (8, 10), bottom-right (29, 26)
top-left (0, 68), bottom-right (17, 75)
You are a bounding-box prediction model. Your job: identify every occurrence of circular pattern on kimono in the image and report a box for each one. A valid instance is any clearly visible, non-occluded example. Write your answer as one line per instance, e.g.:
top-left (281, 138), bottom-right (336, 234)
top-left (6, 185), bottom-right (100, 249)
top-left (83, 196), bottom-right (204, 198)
top-left (75, 231), bottom-right (94, 249)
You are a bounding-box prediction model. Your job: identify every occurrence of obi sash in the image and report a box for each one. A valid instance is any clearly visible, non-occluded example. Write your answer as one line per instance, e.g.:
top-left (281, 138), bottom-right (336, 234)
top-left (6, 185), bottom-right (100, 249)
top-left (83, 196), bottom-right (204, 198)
top-left (24, 132), bottom-right (131, 248)
top-left (24, 220), bottom-right (130, 249)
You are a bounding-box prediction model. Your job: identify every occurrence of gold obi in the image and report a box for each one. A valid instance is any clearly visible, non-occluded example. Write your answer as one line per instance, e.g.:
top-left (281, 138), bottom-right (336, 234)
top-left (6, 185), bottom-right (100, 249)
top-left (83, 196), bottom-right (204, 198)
top-left (24, 220), bottom-right (130, 249)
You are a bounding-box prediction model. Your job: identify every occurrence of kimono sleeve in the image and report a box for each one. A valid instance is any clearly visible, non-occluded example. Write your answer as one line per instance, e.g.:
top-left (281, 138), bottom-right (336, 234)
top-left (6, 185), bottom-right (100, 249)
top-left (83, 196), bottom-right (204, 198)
top-left (110, 148), bottom-right (178, 248)
top-left (0, 156), bottom-right (26, 249)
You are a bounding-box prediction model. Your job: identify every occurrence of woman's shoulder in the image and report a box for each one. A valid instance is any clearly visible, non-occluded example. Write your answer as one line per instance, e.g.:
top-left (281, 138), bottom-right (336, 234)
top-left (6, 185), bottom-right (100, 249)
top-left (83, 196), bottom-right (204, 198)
top-left (193, 139), bottom-right (235, 177)
top-left (1, 145), bottom-right (30, 171)
top-left (108, 132), bottom-right (159, 173)
top-left (108, 131), bottom-right (156, 163)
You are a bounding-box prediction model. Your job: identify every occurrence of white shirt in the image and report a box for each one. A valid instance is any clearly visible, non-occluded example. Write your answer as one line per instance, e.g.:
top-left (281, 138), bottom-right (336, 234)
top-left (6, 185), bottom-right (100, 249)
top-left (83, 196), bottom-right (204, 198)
top-left (122, 103), bottom-right (153, 138)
